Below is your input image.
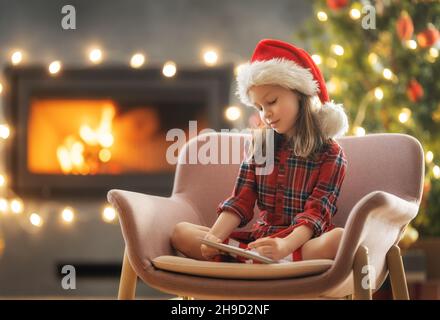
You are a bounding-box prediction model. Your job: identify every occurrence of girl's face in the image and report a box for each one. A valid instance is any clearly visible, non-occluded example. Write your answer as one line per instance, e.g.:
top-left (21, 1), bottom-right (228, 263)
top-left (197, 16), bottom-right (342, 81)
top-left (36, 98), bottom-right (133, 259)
top-left (248, 84), bottom-right (300, 136)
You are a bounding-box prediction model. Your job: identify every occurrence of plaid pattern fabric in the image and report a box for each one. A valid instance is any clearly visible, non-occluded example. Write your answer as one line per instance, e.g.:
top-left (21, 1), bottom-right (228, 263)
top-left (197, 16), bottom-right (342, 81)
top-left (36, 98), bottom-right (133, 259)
top-left (216, 137), bottom-right (347, 239)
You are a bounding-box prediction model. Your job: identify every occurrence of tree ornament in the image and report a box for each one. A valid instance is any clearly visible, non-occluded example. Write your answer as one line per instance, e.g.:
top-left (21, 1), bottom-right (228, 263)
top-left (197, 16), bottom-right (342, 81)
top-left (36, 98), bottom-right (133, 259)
top-left (326, 0), bottom-right (349, 11)
top-left (406, 79), bottom-right (424, 102)
top-left (416, 24), bottom-right (440, 48)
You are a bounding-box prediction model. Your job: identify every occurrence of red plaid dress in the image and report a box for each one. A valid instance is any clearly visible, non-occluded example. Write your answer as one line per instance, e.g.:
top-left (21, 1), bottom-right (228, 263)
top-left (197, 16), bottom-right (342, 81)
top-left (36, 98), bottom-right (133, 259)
top-left (215, 136), bottom-right (347, 263)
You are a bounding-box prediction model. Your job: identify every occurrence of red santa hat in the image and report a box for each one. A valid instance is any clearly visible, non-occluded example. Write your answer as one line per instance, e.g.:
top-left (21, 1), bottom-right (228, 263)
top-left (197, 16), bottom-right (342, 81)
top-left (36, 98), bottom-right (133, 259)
top-left (237, 39), bottom-right (349, 139)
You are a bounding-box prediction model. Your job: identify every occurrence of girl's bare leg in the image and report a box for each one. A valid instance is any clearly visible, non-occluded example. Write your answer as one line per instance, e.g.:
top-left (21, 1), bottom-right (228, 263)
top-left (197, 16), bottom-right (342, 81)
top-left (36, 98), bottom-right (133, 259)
top-left (301, 227), bottom-right (344, 260)
top-left (170, 222), bottom-right (211, 260)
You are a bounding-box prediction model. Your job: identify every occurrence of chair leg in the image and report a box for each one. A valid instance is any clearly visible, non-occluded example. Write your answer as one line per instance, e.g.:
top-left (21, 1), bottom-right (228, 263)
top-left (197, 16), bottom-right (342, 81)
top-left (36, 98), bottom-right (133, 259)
top-left (353, 245), bottom-right (373, 300)
top-left (118, 248), bottom-right (137, 300)
top-left (386, 245), bottom-right (410, 300)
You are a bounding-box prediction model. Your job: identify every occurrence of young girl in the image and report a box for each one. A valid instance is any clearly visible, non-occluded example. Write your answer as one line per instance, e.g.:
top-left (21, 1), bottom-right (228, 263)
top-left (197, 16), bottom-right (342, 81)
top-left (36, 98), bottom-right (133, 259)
top-left (171, 39), bottom-right (349, 263)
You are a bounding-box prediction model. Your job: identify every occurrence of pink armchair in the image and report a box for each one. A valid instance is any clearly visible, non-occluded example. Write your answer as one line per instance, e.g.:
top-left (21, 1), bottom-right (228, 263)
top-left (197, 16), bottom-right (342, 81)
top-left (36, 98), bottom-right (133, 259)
top-left (107, 132), bottom-right (424, 300)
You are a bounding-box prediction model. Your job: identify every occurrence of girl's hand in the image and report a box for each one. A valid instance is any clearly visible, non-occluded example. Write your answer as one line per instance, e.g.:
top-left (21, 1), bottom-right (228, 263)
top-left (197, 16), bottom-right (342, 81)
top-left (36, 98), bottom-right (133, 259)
top-left (248, 237), bottom-right (291, 261)
top-left (200, 233), bottom-right (224, 261)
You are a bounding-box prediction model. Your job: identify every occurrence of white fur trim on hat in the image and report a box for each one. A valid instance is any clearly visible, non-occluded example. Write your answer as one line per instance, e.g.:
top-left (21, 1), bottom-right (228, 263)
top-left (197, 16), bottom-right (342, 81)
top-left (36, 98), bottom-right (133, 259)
top-left (236, 58), bottom-right (319, 106)
top-left (317, 101), bottom-right (349, 139)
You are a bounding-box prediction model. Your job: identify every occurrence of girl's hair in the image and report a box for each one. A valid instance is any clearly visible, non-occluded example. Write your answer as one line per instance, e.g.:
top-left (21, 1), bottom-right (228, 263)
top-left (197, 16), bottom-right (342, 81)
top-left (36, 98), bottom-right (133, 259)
top-left (249, 90), bottom-right (331, 162)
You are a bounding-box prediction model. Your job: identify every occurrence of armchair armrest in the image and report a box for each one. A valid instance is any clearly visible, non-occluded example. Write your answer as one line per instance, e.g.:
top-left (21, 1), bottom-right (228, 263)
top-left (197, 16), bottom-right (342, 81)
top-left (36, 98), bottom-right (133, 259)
top-left (323, 191), bottom-right (419, 295)
top-left (107, 189), bottom-right (201, 270)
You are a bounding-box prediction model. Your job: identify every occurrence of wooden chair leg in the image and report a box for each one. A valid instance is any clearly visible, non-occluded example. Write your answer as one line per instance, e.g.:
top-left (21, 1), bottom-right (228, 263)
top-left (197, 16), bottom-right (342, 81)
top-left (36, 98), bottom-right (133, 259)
top-left (353, 245), bottom-right (373, 300)
top-left (118, 248), bottom-right (137, 300)
top-left (386, 245), bottom-right (410, 300)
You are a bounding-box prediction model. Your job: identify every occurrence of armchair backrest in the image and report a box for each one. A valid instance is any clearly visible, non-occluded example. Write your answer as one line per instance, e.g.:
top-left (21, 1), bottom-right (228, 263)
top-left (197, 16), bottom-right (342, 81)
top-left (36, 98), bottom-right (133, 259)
top-left (172, 132), bottom-right (424, 228)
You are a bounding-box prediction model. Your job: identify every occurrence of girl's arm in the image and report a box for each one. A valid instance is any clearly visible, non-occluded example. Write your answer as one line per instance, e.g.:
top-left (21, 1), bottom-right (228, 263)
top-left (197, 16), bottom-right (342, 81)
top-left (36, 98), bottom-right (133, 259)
top-left (207, 210), bottom-right (241, 241)
top-left (282, 225), bottom-right (313, 252)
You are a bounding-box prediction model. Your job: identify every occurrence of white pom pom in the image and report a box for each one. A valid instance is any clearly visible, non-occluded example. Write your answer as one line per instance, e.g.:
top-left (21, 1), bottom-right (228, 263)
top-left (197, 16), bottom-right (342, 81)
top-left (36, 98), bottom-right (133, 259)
top-left (317, 101), bottom-right (349, 138)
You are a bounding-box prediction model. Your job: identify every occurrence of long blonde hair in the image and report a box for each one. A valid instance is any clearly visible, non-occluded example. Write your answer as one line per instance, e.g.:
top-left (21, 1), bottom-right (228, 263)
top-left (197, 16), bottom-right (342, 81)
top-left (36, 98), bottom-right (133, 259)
top-left (250, 90), bottom-right (330, 161)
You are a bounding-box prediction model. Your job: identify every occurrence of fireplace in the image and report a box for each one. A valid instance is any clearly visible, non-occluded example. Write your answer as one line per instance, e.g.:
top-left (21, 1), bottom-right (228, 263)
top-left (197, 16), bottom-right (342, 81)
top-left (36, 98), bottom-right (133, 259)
top-left (3, 65), bottom-right (233, 198)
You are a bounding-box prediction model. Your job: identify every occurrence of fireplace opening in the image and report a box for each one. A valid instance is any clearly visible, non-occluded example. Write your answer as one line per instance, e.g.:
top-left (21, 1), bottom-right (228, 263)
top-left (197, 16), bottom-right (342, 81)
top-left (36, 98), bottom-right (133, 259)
top-left (27, 98), bottom-right (208, 176)
top-left (4, 66), bottom-right (233, 197)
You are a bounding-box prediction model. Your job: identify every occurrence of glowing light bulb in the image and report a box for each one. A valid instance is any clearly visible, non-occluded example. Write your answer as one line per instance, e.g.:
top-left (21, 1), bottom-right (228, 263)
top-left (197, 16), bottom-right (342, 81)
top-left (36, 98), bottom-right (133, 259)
top-left (162, 61), bottom-right (177, 77)
top-left (0, 198), bottom-right (8, 213)
top-left (406, 40), bottom-right (417, 50)
top-left (311, 54), bottom-right (322, 65)
top-left (89, 48), bottom-right (103, 64)
top-left (368, 53), bottom-right (378, 65)
top-left (398, 108), bottom-right (411, 123)
top-left (326, 57), bottom-right (338, 68)
top-left (429, 48), bottom-right (438, 58)
top-left (426, 151), bottom-right (434, 164)
top-left (0, 124), bottom-right (10, 139)
top-left (48, 61), bottom-right (62, 74)
top-left (30, 213), bottom-right (43, 227)
top-left (11, 51), bottom-right (23, 65)
top-left (225, 106), bottom-right (241, 121)
top-left (203, 50), bottom-right (218, 66)
top-left (10, 198), bottom-right (23, 214)
top-left (317, 11), bottom-right (328, 22)
top-left (102, 206), bottom-right (117, 223)
top-left (61, 207), bottom-right (75, 223)
top-left (350, 9), bottom-right (361, 20)
top-left (434, 165), bottom-right (440, 179)
top-left (331, 44), bottom-right (344, 56)
top-left (0, 174), bottom-right (6, 187)
top-left (383, 68), bottom-right (393, 80)
top-left (130, 53), bottom-right (145, 68)
top-left (99, 149), bottom-right (112, 162)
top-left (355, 126), bottom-right (366, 136)
top-left (374, 87), bottom-right (384, 100)
top-left (0, 83), bottom-right (3, 95)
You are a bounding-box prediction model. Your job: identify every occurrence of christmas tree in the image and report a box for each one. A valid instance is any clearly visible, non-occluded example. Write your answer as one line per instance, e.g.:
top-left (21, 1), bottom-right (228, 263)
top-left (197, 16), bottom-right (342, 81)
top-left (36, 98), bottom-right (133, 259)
top-left (294, 0), bottom-right (440, 237)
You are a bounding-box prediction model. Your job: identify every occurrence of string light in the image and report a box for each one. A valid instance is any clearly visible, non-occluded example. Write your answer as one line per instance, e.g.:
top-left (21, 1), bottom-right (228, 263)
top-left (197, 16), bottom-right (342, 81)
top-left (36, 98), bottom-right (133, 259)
top-left (326, 57), bottom-right (338, 68)
top-left (382, 68), bottom-right (393, 80)
top-left (10, 198), bottom-right (23, 214)
top-left (203, 49), bottom-right (219, 66)
top-left (234, 63), bottom-right (246, 76)
top-left (0, 174), bottom-right (6, 187)
top-left (406, 40), bottom-right (417, 50)
top-left (368, 53), bottom-right (378, 66)
top-left (11, 51), bottom-right (23, 65)
top-left (331, 44), bottom-right (344, 56)
top-left (61, 207), bottom-right (75, 223)
top-left (130, 53), bottom-right (146, 68)
top-left (225, 106), bottom-right (241, 121)
top-left (434, 165), bottom-right (440, 179)
top-left (374, 87), bottom-right (384, 100)
top-left (350, 9), bottom-right (361, 20)
top-left (354, 126), bottom-right (366, 136)
top-left (0, 124), bottom-right (10, 139)
top-left (426, 151), bottom-right (434, 164)
top-left (317, 11), bottom-right (328, 22)
top-left (429, 48), bottom-right (439, 58)
top-left (29, 213), bottom-right (43, 227)
top-left (89, 48), bottom-right (103, 64)
top-left (311, 54), bottom-right (322, 65)
top-left (48, 61), bottom-right (62, 75)
top-left (398, 108), bottom-right (412, 123)
top-left (0, 82), bottom-right (3, 95)
top-left (0, 198), bottom-right (8, 214)
top-left (162, 61), bottom-right (177, 77)
top-left (102, 206), bottom-right (117, 223)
